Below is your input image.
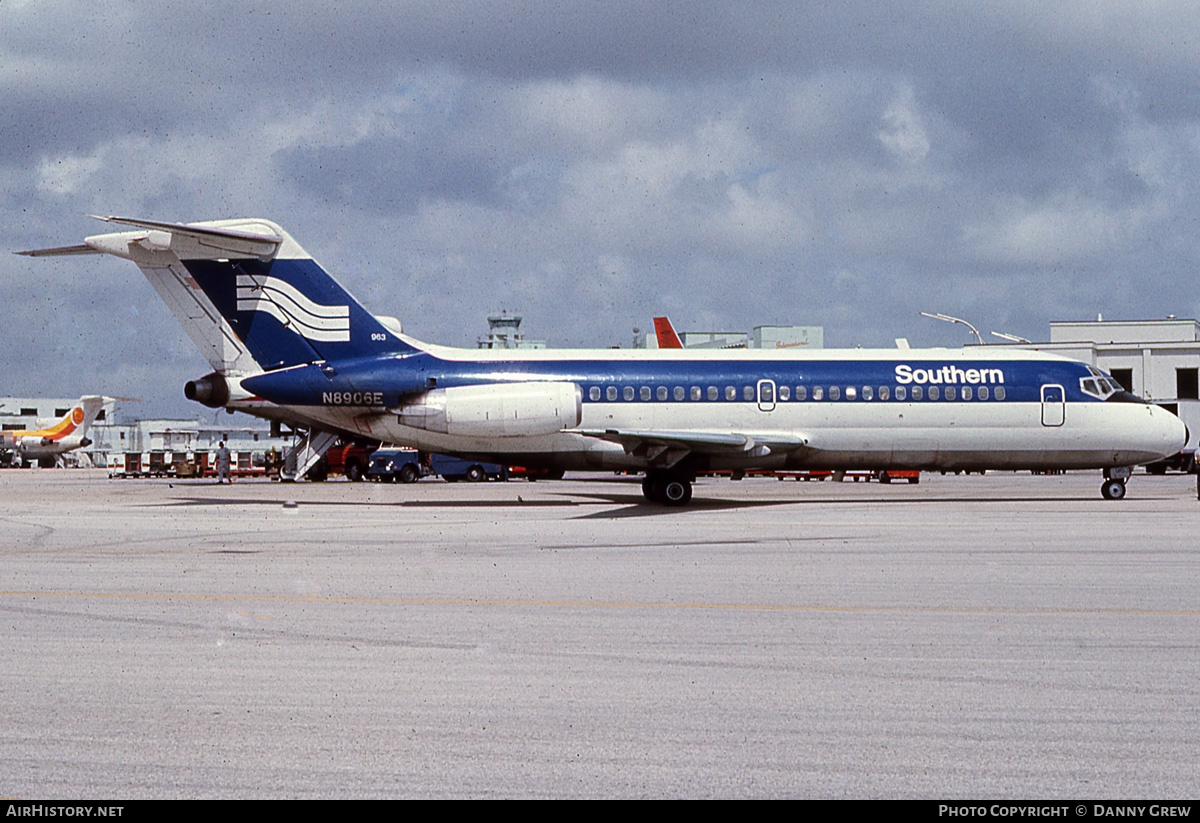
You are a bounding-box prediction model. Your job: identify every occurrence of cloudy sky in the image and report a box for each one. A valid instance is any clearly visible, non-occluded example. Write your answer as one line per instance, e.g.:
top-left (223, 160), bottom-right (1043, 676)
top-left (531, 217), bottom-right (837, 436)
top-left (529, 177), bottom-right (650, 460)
top-left (3, 1), bottom-right (1199, 417)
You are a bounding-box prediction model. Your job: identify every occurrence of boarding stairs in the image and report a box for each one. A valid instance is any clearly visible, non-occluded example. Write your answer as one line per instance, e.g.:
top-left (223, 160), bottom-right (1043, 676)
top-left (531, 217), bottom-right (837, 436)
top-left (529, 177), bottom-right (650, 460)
top-left (281, 430), bottom-right (339, 481)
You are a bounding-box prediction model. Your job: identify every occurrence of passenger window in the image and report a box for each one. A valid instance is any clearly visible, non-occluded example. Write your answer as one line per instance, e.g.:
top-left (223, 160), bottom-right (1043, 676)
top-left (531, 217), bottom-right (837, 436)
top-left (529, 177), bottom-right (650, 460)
top-left (911, 386), bottom-right (922, 400)
top-left (995, 386), bottom-right (1006, 400)
top-left (760, 383), bottom-right (774, 402)
top-left (691, 386), bottom-right (702, 401)
top-left (640, 386), bottom-right (651, 401)
top-left (657, 386), bottom-right (668, 401)
top-left (708, 386), bottom-right (719, 401)
top-left (895, 386), bottom-right (905, 400)
top-left (829, 386), bottom-right (841, 400)
top-left (878, 386), bottom-right (889, 400)
top-left (726, 386), bottom-right (737, 401)
top-left (796, 386), bottom-right (807, 401)
top-left (979, 386), bottom-right (989, 400)
top-left (623, 386), bottom-right (634, 401)
top-left (944, 386), bottom-right (956, 401)
top-left (845, 386), bottom-right (857, 400)
top-left (674, 386), bottom-right (685, 401)
top-left (743, 385), bottom-right (755, 401)
top-left (779, 386), bottom-right (790, 401)
top-left (862, 386), bottom-right (873, 400)
top-left (928, 386), bottom-right (940, 400)
top-left (589, 386), bottom-right (600, 401)
top-left (961, 386), bottom-right (972, 400)
top-left (813, 387), bottom-right (824, 400)
top-left (607, 386), bottom-right (618, 401)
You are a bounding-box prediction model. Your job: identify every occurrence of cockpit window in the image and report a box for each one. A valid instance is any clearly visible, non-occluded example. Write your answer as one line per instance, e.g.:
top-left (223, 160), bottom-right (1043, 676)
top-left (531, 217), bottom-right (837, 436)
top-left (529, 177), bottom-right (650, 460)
top-left (1080, 368), bottom-right (1125, 400)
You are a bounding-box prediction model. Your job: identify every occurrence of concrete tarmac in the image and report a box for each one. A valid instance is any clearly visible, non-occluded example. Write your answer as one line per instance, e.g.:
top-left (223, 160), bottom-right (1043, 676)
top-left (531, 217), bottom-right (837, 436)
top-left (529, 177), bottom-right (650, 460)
top-left (2, 468), bottom-right (1199, 798)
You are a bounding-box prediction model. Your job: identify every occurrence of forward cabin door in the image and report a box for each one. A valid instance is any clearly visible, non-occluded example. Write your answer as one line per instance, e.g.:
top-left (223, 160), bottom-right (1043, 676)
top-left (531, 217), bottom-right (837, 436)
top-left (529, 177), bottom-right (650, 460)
top-left (1041, 384), bottom-right (1065, 426)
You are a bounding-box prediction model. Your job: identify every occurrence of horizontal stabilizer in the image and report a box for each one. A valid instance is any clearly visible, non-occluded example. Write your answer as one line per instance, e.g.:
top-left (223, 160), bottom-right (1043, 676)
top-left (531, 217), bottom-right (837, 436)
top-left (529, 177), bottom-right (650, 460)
top-left (18, 216), bottom-right (284, 261)
top-left (87, 215), bottom-right (283, 259)
top-left (15, 243), bottom-right (102, 257)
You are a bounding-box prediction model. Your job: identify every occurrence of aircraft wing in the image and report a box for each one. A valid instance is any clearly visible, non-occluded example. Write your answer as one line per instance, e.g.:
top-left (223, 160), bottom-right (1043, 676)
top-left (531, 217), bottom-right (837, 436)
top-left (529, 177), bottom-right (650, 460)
top-left (578, 427), bottom-right (808, 468)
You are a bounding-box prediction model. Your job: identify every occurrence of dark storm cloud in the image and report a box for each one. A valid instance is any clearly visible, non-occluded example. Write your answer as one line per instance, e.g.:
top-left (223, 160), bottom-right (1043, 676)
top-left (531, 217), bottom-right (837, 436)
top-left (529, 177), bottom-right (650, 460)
top-left (276, 134), bottom-right (502, 213)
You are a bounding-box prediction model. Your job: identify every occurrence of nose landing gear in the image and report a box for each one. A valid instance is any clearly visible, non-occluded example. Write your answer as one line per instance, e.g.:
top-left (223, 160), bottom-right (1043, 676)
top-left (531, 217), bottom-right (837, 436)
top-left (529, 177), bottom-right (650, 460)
top-left (1101, 478), bottom-right (1127, 500)
top-left (1101, 466), bottom-right (1132, 500)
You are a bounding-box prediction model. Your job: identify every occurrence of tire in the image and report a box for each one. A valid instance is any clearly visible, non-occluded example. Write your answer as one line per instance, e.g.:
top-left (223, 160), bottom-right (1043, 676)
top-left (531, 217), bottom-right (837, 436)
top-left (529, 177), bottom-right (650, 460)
top-left (660, 477), bottom-right (692, 506)
top-left (399, 464), bottom-right (419, 483)
top-left (465, 465), bottom-right (486, 482)
top-left (345, 461), bottom-right (363, 482)
top-left (642, 476), bottom-right (657, 501)
top-left (1101, 479), bottom-right (1127, 500)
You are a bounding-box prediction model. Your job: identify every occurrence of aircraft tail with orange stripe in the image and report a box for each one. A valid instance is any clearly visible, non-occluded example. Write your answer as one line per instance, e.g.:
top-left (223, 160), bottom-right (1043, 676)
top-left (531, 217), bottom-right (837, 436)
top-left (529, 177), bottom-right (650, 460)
top-left (0, 396), bottom-right (105, 465)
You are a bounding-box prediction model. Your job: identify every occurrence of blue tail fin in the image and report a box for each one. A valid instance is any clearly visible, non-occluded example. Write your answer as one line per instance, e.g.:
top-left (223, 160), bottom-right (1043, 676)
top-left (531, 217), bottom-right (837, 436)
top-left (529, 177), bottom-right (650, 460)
top-left (174, 222), bottom-right (417, 370)
top-left (22, 216), bottom-right (418, 372)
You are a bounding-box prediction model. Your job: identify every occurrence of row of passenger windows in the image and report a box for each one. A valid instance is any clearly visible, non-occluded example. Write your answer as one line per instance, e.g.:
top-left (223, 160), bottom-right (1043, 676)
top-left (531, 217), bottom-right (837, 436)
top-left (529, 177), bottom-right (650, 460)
top-left (586, 384), bottom-right (1008, 402)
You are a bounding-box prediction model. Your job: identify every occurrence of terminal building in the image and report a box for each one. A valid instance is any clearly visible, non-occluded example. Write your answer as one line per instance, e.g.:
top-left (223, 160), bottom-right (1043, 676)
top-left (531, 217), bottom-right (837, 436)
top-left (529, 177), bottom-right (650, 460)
top-left (637, 324), bottom-right (824, 350)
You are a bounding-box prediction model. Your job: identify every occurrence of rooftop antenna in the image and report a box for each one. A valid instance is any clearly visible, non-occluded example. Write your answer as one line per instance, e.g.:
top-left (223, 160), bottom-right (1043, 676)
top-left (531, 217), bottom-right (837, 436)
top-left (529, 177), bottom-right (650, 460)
top-left (919, 311), bottom-right (984, 345)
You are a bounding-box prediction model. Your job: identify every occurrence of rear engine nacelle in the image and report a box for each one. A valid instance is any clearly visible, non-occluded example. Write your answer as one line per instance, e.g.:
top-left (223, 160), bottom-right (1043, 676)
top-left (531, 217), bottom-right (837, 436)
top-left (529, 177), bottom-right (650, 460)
top-left (397, 382), bottom-right (582, 437)
top-left (18, 436), bottom-right (53, 449)
top-left (184, 372), bottom-right (231, 408)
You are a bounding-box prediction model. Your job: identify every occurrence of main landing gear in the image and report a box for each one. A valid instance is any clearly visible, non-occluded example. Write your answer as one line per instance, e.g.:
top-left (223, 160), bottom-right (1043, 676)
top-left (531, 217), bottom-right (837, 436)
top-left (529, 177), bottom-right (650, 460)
top-left (642, 470), bottom-right (693, 506)
top-left (1101, 466), bottom-right (1132, 500)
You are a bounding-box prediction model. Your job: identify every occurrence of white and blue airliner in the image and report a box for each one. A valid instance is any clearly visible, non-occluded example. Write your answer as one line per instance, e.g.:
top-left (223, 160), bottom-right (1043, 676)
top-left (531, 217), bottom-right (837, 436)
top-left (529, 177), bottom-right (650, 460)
top-left (21, 216), bottom-right (1187, 505)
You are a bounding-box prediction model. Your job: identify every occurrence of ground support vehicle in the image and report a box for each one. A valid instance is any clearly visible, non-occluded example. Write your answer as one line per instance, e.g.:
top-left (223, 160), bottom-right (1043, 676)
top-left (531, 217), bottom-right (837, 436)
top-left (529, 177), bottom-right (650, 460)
top-left (506, 465), bottom-right (565, 481)
top-left (429, 453), bottom-right (507, 482)
top-left (1144, 450), bottom-right (1197, 475)
top-left (367, 448), bottom-right (424, 483)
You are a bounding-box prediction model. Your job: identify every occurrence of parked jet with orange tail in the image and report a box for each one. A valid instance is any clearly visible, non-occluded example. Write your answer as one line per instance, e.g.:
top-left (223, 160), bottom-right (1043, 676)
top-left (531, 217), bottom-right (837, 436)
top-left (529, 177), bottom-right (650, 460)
top-left (0, 396), bottom-right (104, 467)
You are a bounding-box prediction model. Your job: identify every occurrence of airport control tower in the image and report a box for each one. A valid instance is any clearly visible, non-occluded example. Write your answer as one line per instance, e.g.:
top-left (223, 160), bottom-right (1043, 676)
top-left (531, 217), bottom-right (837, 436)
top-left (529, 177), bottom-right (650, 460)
top-left (476, 310), bottom-right (546, 349)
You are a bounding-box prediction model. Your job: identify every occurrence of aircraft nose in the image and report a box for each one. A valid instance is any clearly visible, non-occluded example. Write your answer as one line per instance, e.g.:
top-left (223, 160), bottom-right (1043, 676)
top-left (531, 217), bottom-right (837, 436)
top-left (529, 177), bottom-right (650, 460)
top-left (1161, 407), bottom-right (1189, 455)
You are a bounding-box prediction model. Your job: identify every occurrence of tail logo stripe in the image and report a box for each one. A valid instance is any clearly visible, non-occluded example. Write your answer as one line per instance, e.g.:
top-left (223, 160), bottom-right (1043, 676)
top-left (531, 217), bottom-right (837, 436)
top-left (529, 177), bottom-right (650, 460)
top-left (235, 274), bottom-right (350, 342)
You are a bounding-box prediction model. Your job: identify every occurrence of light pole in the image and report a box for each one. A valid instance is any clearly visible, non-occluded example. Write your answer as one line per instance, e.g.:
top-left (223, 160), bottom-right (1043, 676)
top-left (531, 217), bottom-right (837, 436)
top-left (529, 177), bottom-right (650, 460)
top-left (919, 311), bottom-right (984, 346)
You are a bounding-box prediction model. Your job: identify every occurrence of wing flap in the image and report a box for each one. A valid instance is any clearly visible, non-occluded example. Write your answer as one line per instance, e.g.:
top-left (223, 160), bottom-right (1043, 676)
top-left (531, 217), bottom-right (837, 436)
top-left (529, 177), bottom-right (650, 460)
top-left (579, 428), bottom-right (808, 467)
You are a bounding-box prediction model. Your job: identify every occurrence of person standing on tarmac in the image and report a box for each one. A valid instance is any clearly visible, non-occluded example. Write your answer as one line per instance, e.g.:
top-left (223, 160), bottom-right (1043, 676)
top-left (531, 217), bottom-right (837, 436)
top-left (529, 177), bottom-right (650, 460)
top-left (216, 441), bottom-right (231, 484)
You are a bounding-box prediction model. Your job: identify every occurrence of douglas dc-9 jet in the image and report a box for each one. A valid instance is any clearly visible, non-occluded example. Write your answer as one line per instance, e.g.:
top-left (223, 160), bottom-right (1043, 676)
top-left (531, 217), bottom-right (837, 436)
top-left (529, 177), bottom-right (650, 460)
top-left (20, 217), bottom-right (1186, 505)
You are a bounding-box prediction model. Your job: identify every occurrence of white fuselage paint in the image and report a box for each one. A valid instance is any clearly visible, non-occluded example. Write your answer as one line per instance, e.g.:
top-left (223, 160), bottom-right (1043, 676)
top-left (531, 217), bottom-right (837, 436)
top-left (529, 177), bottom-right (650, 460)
top-left (272, 345), bottom-right (1184, 472)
